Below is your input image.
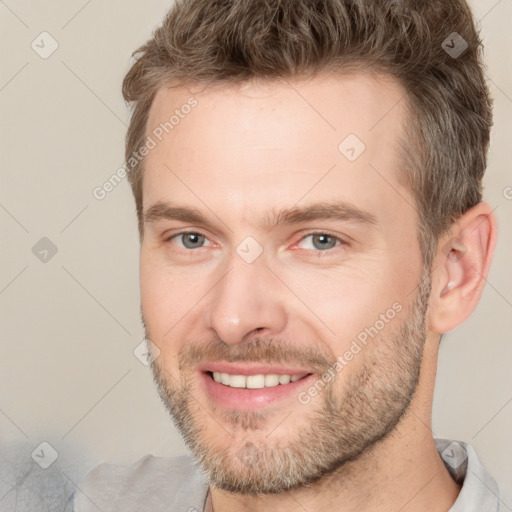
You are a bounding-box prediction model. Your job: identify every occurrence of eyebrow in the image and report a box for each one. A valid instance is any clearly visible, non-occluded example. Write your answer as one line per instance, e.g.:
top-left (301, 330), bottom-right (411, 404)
top-left (143, 200), bottom-right (378, 232)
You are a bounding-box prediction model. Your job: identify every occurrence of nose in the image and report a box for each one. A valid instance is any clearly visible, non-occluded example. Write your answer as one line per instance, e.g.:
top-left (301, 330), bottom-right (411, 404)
top-left (205, 257), bottom-right (288, 345)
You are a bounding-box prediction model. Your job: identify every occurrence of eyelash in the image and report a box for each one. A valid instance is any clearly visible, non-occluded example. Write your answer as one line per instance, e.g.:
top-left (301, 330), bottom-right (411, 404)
top-left (165, 230), bottom-right (347, 257)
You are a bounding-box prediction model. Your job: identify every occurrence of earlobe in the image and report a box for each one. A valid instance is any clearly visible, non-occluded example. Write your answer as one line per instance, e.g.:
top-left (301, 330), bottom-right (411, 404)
top-left (429, 203), bottom-right (498, 334)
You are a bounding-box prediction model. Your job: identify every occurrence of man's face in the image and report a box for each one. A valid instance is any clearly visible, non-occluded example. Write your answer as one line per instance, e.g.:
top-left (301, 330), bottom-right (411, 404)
top-left (140, 73), bottom-right (429, 493)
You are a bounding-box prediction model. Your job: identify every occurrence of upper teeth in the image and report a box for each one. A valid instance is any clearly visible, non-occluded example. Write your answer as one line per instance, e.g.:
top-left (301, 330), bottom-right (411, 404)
top-left (212, 372), bottom-right (307, 389)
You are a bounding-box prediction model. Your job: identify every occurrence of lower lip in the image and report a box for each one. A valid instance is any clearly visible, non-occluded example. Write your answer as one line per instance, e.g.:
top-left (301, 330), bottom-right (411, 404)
top-left (200, 372), bottom-right (316, 410)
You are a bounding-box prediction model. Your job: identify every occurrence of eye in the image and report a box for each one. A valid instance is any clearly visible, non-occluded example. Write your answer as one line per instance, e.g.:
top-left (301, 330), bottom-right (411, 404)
top-left (295, 232), bottom-right (345, 254)
top-left (167, 231), bottom-right (211, 250)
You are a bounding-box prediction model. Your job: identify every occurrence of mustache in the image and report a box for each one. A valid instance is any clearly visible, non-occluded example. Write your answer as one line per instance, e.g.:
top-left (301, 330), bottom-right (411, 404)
top-left (150, 333), bottom-right (335, 376)
top-left (182, 337), bottom-right (335, 375)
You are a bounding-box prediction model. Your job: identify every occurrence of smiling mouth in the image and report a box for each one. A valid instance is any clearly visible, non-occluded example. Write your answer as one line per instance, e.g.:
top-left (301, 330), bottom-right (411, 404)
top-left (206, 371), bottom-right (311, 389)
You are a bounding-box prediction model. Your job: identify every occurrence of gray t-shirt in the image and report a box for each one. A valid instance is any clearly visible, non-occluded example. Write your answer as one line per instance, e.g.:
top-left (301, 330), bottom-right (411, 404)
top-left (72, 439), bottom-right (501, 511)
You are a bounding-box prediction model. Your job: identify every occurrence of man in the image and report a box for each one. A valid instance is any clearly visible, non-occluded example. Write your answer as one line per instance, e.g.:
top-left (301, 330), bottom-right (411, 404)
top-left (73, 0), bottom-right (500, 510)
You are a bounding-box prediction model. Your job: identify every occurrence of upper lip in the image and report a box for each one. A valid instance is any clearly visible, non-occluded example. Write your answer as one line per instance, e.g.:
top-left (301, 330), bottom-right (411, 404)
top-left (198, 362), bottom-right (313, 376)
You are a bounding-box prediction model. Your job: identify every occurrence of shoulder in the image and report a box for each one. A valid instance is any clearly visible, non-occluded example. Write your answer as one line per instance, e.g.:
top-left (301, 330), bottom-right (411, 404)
top-left (73, 454), bottom-right (208, 512)
top-left (0, 442), bottom-right (75, 512)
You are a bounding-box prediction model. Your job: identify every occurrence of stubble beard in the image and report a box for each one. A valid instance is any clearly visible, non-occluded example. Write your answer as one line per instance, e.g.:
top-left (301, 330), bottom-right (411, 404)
top-left (148, 269), bottom-right (431, 495)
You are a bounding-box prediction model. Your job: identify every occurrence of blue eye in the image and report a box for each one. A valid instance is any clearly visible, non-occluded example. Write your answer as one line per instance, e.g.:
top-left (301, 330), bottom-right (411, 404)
top-left (166, 231), bottom-right (345, 255)
top-left (168, 232), bottom-right (210, 249)
top-left (296, 233), bottom-right (343, 253)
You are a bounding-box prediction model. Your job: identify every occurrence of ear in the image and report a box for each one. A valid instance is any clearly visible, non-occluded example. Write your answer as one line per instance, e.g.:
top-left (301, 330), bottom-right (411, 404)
top-left (428, 202), bottom-right (498, 334)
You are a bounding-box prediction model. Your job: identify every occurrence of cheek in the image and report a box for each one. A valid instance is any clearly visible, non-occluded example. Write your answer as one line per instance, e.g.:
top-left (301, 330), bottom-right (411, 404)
top-left (284, 262), bottom-right (402, 346)
top-left (140, 263), bottom-right (186, 372)
top-left (140, 252), bottom-right (211, 367)
top-left (140, 260), bottom-right (164, 333)
top-left (140, 254), bottom-right (184, 343)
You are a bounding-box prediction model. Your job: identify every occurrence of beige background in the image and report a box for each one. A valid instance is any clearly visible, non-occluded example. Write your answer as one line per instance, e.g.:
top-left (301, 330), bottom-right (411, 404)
top-left (1, 0), bottom-right (511, 507)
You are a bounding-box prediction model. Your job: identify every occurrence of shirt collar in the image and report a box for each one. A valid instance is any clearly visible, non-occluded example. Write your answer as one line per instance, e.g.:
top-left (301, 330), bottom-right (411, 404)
top-left (435, 438), bottom-right (501, 511)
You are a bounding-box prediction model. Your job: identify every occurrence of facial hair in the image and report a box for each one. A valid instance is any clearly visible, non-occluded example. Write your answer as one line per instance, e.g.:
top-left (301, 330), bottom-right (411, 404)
top-left (147, 268), bottom-right (431, 495)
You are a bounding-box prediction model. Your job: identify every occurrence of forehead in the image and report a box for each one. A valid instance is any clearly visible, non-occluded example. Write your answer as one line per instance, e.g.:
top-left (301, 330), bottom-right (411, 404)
top-left (147, 71), bottom-right (407, 143)
top-left (142, 72), bottom-right (414, 230)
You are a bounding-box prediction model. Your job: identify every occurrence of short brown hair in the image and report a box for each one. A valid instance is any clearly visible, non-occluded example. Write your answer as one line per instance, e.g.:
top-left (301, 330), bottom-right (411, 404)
top-left (122, 0), bottom-right (492, 267)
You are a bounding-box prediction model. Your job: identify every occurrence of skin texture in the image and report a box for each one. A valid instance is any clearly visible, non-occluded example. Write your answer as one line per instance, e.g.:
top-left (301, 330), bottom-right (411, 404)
top-left (139, 72), bottom-right (497, 511)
